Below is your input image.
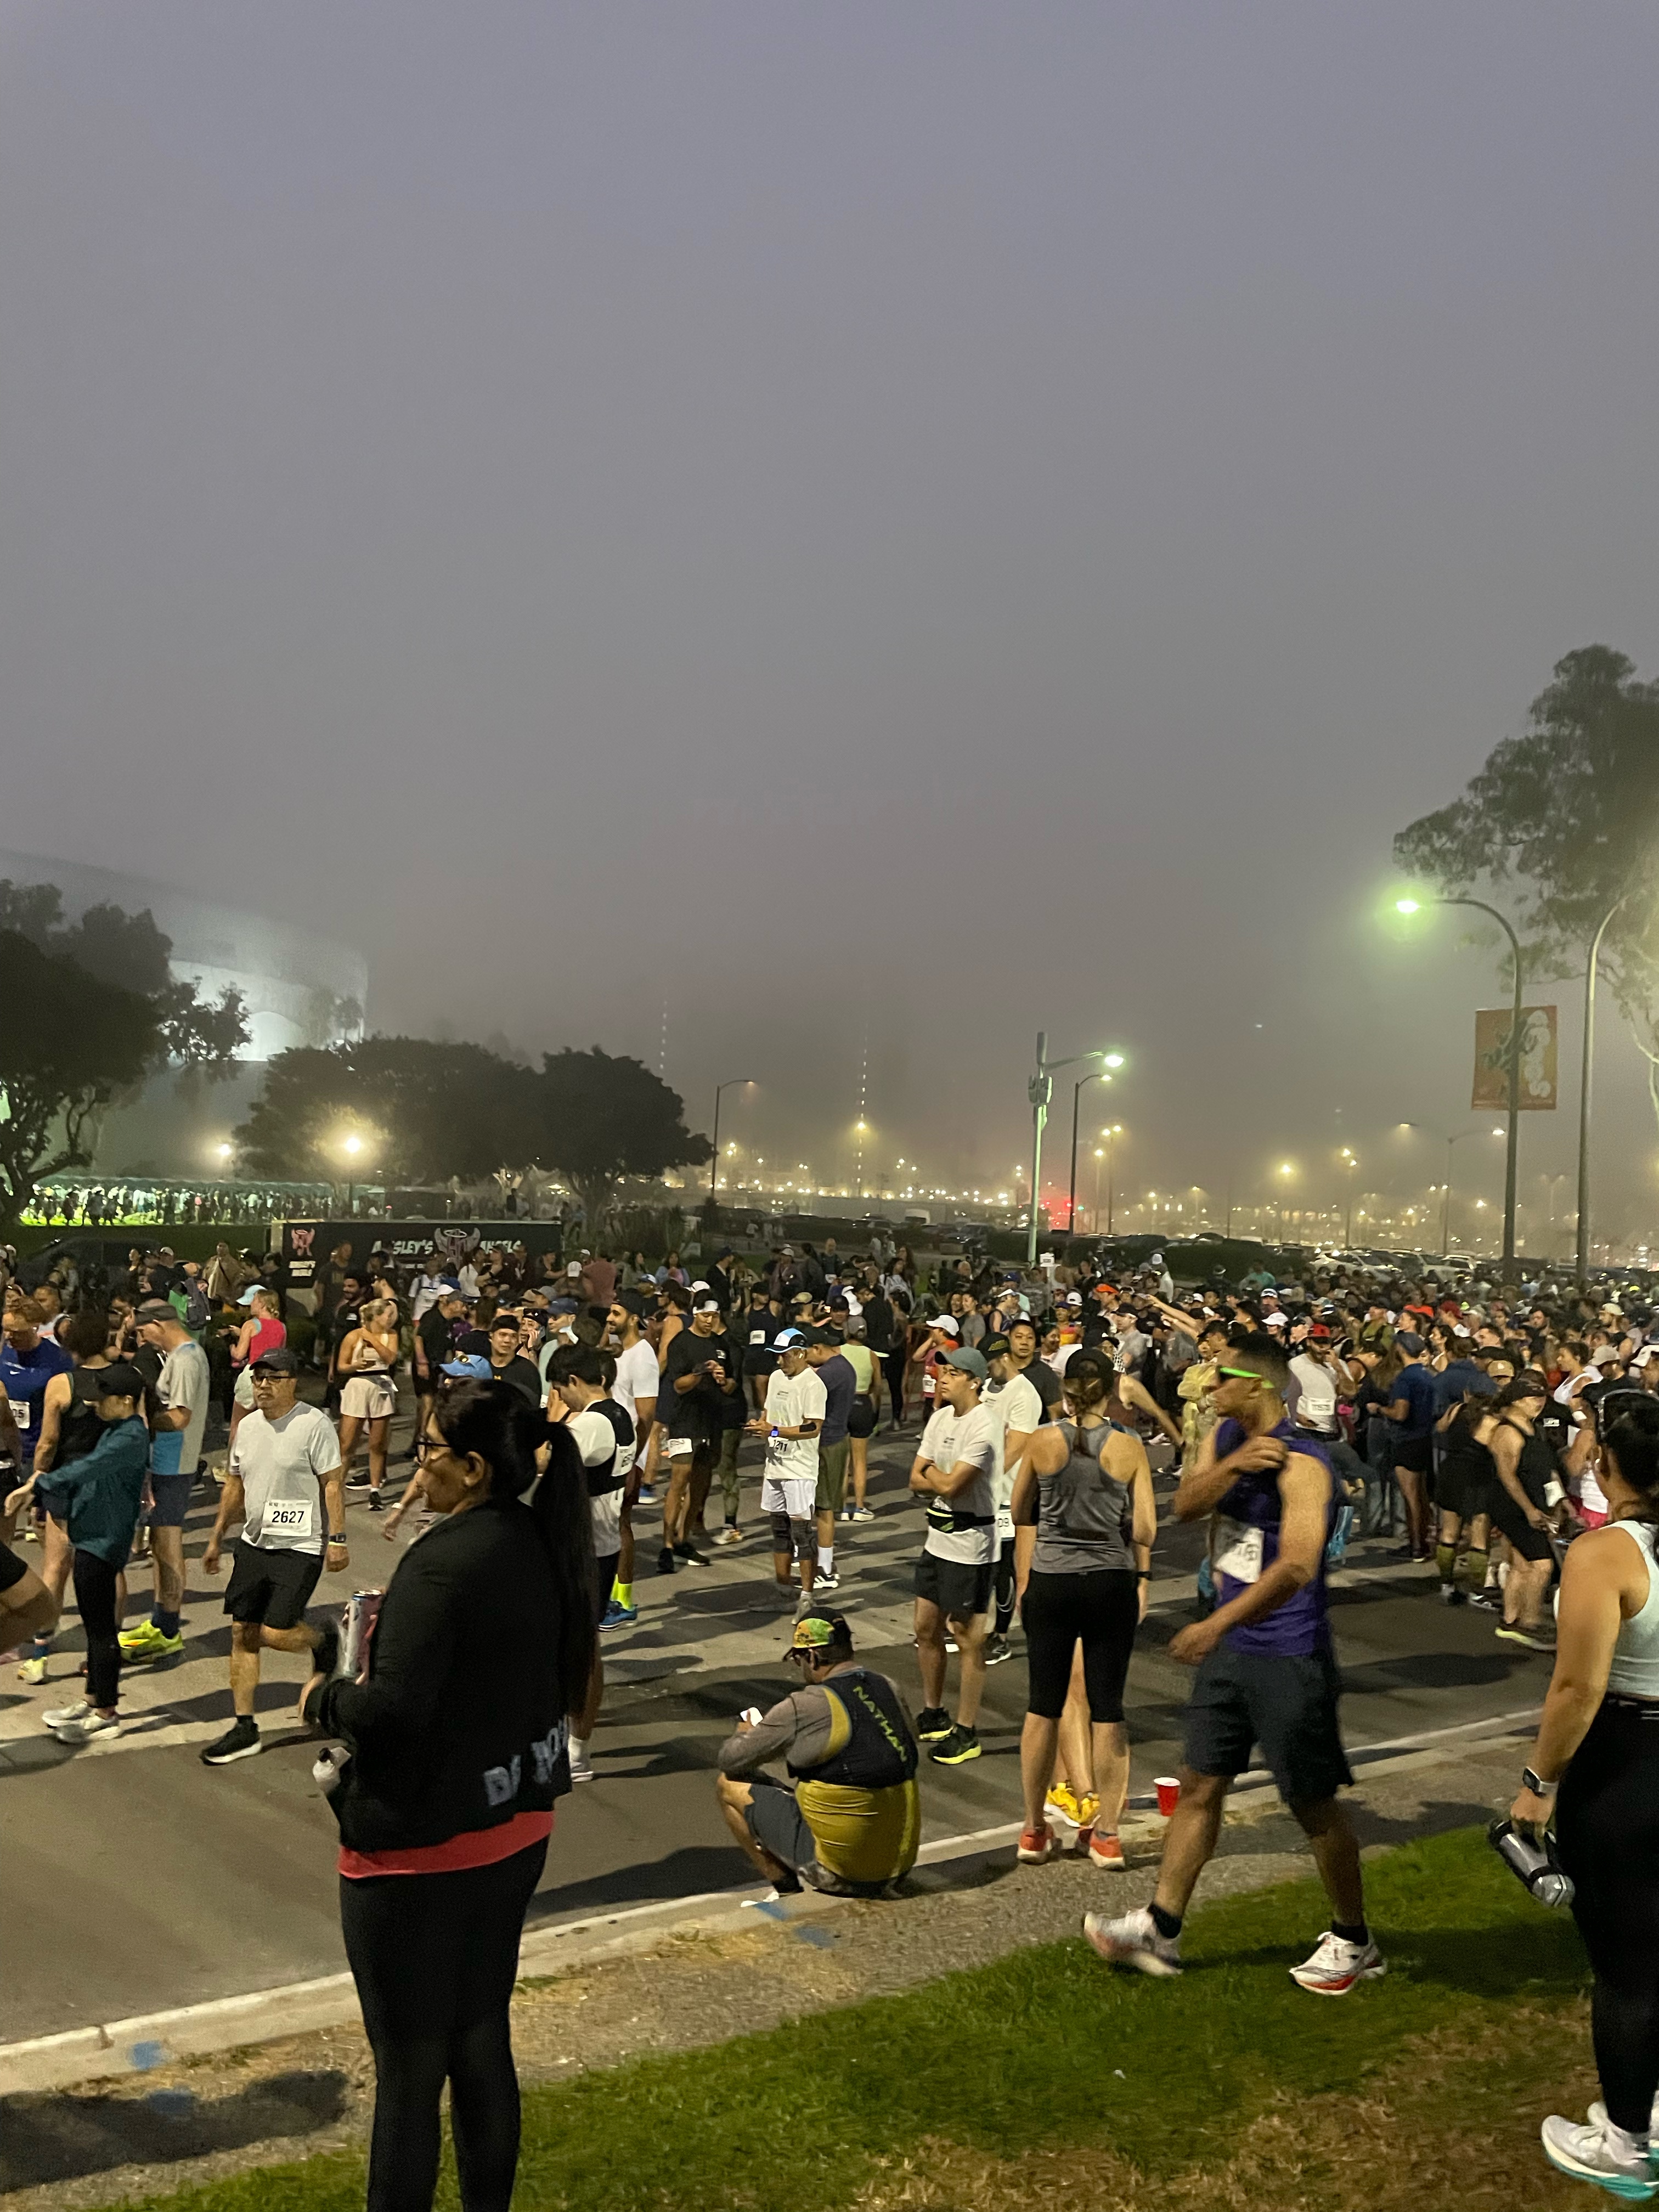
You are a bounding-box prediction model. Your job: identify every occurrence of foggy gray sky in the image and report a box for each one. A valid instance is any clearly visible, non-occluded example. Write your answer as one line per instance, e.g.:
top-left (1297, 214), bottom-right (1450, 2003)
top-left (5, 3), bottom-right (1659, 1246)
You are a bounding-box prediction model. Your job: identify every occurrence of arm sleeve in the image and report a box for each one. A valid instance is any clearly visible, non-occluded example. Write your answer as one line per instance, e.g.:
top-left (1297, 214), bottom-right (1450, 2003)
top-left (716, 1689), bottom-right (814, 1777)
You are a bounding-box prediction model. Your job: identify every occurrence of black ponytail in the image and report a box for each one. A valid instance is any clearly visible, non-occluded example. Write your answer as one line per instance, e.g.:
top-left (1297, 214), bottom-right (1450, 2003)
top-left (1605, 1398), bottom-right (1659, 1525)
top-left (433, 1381), bottom-right (597, 1706)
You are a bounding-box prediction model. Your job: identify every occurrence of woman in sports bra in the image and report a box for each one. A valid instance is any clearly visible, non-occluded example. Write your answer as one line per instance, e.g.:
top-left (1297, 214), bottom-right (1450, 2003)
top-left (1514, 1396), bottom-right (1659, 2197)
top-left (335, 1298), bottom-right (402, 1513)
top-left (1012, 1351), bottom-right (1156, 1873)
top-left (1488, 1373), bottom-right (1559, 1654)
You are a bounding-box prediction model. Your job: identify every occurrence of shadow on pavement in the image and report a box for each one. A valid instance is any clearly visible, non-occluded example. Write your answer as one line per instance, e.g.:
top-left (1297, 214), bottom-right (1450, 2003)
top-left (0, 2069), bottom-right (351, 2191)
top-left (526, 1843), bottom-right (751, 1924)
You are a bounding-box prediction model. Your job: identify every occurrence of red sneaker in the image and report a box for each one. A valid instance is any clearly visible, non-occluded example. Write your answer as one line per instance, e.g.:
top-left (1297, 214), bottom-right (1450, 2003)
top-left (1017, 1825), bottom-right (1055, 1864)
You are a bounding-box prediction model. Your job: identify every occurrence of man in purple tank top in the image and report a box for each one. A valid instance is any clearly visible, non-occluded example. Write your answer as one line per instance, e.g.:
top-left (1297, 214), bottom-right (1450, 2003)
top-left (1084, 1331), bottom-right (1385, 1996)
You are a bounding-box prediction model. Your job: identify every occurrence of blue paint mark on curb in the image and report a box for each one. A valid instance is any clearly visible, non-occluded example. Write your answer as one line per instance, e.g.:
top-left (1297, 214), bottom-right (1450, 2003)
top-left (128, 2041), bottom-right (166, 2072)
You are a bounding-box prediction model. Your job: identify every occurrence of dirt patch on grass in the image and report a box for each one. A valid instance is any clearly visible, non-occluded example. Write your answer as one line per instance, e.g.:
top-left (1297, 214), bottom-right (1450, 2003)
top-left (846, 2002), bottom-right (1600, 2211)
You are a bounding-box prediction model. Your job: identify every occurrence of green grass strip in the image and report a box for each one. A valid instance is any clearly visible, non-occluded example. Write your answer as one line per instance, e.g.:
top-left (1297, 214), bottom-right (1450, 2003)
top-left (116, 1825), bottom-right (1589, 2211)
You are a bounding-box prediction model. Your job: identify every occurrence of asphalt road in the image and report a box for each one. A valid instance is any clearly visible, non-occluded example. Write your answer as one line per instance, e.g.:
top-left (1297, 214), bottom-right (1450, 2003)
top-left (0, 1418), bottom-right (1549, 2045)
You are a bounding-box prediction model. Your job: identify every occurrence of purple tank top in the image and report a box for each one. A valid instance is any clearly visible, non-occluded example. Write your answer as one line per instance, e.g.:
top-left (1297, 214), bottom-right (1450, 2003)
top-left (1211, 1416), bottom-right (1335, 1658)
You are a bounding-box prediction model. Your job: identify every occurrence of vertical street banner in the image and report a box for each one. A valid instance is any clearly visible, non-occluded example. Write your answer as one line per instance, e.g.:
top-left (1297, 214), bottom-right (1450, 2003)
top-left (1472, 1006), bottom-right (1558, 1111)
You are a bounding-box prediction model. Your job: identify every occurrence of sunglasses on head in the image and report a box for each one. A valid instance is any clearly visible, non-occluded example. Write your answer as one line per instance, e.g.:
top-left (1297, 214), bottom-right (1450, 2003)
top-left (1214, 1365), bottom-right (1261, 1383)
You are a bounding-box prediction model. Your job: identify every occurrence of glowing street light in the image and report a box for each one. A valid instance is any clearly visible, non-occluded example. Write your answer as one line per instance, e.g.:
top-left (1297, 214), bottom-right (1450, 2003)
top-left (709, 1079), bottom-right (755, 1198)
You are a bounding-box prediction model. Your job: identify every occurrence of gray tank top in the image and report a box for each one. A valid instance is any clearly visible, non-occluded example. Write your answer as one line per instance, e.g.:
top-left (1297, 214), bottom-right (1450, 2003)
top-left (1033, 1419), bottom-right (1137, 1576)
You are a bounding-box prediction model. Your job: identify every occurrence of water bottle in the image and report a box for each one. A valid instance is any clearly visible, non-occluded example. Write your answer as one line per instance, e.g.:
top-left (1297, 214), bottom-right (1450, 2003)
top-left (1487, 1818), bottom-right (1575, 1908)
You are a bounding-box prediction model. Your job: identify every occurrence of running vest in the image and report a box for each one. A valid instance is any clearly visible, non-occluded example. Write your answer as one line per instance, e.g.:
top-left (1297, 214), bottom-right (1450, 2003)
top-left (789, 1668), bottom-right (919, 1790)
top-left (1210, 1415), bottom-right (1336, 1658)
top-left (584, 1398), bottom-right (634, 1499)
top-left (1034, 1419), bottom-right (1137, 1576)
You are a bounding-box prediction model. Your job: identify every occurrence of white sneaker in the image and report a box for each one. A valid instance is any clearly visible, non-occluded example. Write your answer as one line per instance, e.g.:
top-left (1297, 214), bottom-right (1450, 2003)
top-left (715, 1526), bottom-right (744, 1547)
top-left (1542, 2110), bottom-right (1658, 2199)
top-left (849, 1506), bottom-right (876, 1522)
top-left (52, 1710), bottom-right (121, 1745)
top-left (1289, 1931), bottom-right (1387, 1995)
top-left (1082, 1905), bottom-right (1182, 1977)
top-left (43, 1699), bottom-right (91, 1731)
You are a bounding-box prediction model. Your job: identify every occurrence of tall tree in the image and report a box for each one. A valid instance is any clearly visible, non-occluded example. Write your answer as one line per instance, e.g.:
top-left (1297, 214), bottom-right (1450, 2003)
top-left (1393, 647), bottom-right (1659, 1121)
top-left (532, 1047), bottom-right (710, 1230)
top-left (0, 883), bottom-right (248, 1234)
top-left (235, 1037), bottom-right (540, 1187)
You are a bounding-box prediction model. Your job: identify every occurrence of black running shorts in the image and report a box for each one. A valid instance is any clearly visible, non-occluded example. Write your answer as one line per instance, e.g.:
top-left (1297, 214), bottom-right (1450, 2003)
top-left (223, 1539), bottom-right (324, 1630)
top-left (1183, 1643), bottom-right (1353, 1804)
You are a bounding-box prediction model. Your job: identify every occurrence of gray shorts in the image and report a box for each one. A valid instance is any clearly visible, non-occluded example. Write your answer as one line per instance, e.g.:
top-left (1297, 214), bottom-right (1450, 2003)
top-left (744, 1774), bottom-right (814, 1876)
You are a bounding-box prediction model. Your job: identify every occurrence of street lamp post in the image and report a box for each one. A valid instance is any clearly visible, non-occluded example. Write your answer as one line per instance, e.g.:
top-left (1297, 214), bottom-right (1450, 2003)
top-left (710, 1080), bottom-right (755, 1200)
top-left (1092, 1147), bottom-right (1104, 1233)
top-left (1577, 893), bottom-right (1628, 1286)
top-left (1396, 895), bottom-right (1525, 1269)
top-left (1024, 1037), bottom-right (1122, 1265)
top-left (1066, 1065), bottom-right (1122, 1232)
top-left (1339, 1148), bottom-right (1358, 1245)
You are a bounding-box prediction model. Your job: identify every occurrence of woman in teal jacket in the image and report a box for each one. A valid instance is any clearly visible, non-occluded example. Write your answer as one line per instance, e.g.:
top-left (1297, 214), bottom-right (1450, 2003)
top-left (6, 1361), bottom-right (149, 1743)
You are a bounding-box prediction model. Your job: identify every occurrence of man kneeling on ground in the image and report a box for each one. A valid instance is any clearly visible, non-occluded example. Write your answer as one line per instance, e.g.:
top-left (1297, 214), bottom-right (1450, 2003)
top-left (715, 1611), bottom-right (921, 1898)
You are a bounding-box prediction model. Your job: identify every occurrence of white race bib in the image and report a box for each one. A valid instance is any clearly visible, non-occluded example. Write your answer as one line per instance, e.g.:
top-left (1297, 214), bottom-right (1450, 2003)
top-left (263, 1499), bottom-right (312, 1539)
top-left (14, 1401), bottom-right (29, 1430)
top-left (749, 1329), bottom-right (766, 1346)
top-left (1212, 1517), bottom-right (1263, 1585)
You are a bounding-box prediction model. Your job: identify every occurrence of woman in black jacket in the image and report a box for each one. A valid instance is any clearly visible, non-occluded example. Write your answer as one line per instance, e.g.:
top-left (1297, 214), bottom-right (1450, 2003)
top-left (301, 1381), bottom-right (595, 2212)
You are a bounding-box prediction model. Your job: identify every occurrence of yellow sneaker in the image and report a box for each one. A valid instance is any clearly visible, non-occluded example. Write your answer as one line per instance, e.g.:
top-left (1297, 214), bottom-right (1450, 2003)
top-left (117, 1622), bottom-right (183, 1661)
top-left (1045, 1781), bottom-right (1083, 1829)
top-left (16, 1654), bottom-right (47, 1685)
top-left (1077, 1792), bottom-right (1101, 1830)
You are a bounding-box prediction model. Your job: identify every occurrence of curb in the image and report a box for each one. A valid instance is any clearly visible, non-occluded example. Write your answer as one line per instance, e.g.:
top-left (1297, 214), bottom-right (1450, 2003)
top-left (0, 1708), bottom-right (1539, 2098)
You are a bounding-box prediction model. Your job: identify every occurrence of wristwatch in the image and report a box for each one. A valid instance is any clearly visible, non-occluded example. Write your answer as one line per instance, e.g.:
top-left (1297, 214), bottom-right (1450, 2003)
top-left (1521, 1767), bottom-right (1558, 1798)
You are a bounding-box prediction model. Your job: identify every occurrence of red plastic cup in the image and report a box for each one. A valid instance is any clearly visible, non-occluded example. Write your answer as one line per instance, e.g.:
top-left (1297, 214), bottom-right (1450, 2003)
top-left (1154, 1775), bottom-right (1181, 1818)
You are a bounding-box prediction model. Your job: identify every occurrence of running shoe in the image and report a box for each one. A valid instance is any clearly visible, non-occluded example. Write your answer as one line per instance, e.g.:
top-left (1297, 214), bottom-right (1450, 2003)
top-left (656, 1545), bottom-right (677, 1576)
top-left (43, 1699), bottom-right (91, 1731)
top-left (839, 1507), bottom-right (855, 1523)
top-left (635, 1483), bottom-right (658, 1506)
top-left (1468, 1588), bottom-right (1503, 1612)
top-left (200, 1717), bottom-right (263, 1766)
top-left (929, 1723), bottom-right (981, 1766)
top-left (812, 1570), bottom-right (841, 1593)
top-left (982, 1633), bottom-right (1015, 1667)
top-left (715, 1525), bottom-right (744, 1547)
top-left (1438, 1583), bottom-right (1465, 1605)
top-left (914, 1705), bottom-right (953, 1742)
top-left (600, 1598), bottom-right (638, 1632)
top-left (1541, 2111), bottom-right (1659, 2199)
top-left (1084, 1905), bottom-right (1182, 1977)
top-left (117, 1620), bottom-right (183, 1662)
top-left (849, 1505), bottom-right (876, 1522)
top-left (345, 1469), bottom-right (372, 1489)
top-left (16, 1653), bottom-right (48, 1685)
top-left (1017, 1825), bottom-right (1056, 1864)
top-left (1496, 1622), bottom-right (1558, 1653)
top-left (673, 1541), bottom-right (709, 1567)
top-left (1045, 1781), bottom-right (1084, 1828)
top-left (368, 1492), bottom-right (384, 1514)
top-left (1289, 1930), bottom-right (1387, 1995)
top-left (1088, 1831), bottom-right (1127, 1871)
top-left (53, 1709), bottom-right (121, 1745)
top-left (1077, 1792), bottom-right (1101, 1830)
top-left (569, 1746), bottom-right (595, 1784)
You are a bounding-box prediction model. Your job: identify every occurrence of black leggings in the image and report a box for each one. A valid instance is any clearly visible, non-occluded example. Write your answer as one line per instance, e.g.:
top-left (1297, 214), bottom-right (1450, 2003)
top-left (884, 1346), bottom-right (906, 1424)
top-left (992, 1538), bottom-right (1016, 1637)
top-left (1556, 1700), bottom-right (1659, 2135)
top-left (340, 1838), bottom-right (548, 2211)
top-left (1020, 1568), bottom-right (1138, 1721)
top-left (72, 1550), bottom-right (121, 1709)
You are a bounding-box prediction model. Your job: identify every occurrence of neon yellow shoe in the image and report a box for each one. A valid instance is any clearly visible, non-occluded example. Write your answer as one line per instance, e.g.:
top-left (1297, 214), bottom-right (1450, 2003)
top-left (1045, 1781), bottom-right (1084, 1829)
top-left (117, 1622), bottom-right (183, 1661)
top-left (1077, 1792), bottom-right (1101, 1831)
top-left (16, 1654), bottom-right (48, 1685)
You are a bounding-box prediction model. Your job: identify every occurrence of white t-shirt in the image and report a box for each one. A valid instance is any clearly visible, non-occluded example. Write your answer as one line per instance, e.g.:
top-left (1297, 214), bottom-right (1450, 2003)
top-left (569, 1403), bottom-right (625, 1556)
top-left (611, 1339), bottom-right (661, 1469)
top-left (1288, 1354), bottom-right (1341, 1438)
top-left (764, 1367), bottom-right (828, 1487)
top-left (231, 1403), bottom-right (340, 1556)
top-left (984, 1370), bottom-right (1043, 1539)
top-left (410, 1272), bottom-right (449, 1322)
top-left (151, 1339), bottom-right (211, 1476)
top-left (917, 1402), bottom-right (999, 1565)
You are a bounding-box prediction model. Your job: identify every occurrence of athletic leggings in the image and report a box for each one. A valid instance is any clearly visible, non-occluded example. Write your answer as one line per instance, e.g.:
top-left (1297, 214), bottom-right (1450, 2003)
top-left (884, 1346), bottom-right (906, 1425)
top-left (1555, 1699), bottom-right (1659, 2135)
top-left (72, 1550), bottom-right (122, 1709)
top-left (992, 1537), bottom-right (1017, 1637)
top-left (340, 1838), bottom-right (547, 2212)
top-left (1020, 1568), bottom-right (1139, 1722)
